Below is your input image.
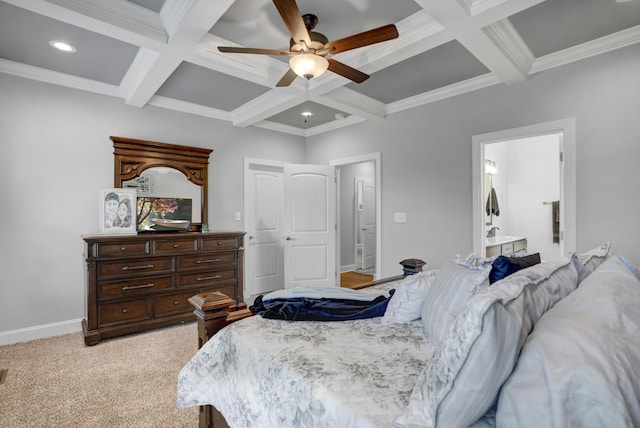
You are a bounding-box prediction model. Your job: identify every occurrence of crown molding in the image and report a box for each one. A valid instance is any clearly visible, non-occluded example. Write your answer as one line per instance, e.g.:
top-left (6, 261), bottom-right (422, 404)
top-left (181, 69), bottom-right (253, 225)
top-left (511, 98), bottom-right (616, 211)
top-left (532, 25), bottom-right (640, 74)
top-left (148, 95), bottom-right (231, 121)
top-left (0, 58), bottom-right (120, 97)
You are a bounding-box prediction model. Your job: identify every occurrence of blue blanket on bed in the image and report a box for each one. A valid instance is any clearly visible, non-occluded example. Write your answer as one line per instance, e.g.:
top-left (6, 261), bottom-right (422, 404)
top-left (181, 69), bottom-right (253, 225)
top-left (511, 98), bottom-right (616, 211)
top-left (250, 289), bottom-right (395, 321)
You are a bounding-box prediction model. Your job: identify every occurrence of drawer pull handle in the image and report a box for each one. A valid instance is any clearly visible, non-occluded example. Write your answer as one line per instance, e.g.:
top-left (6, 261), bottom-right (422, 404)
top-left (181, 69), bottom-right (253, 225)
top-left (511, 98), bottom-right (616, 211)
top-left (196, 275), bottom-right (222, 281)
top-left (122, 308), bottom-right (128, 313)
top-left (122, 283), bottom-right (154, 291)
top-left (173, 244), bottom-right (179, 248)
top-left (120, 247), bottom-right (126, 251)
top-left (173, 300), bottom-right (180, 305)
top-left (196, 259), bottom-right (222, 264)
top-left (217, 241), bottom-right (222, 245)
top-left (122, 264), bottom-right (154, 271)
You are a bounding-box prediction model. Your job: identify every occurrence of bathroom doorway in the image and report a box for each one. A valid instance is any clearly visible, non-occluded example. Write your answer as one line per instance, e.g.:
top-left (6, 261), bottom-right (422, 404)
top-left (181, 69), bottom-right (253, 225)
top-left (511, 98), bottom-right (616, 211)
top-left (472, 119), bottom-right (577, 260)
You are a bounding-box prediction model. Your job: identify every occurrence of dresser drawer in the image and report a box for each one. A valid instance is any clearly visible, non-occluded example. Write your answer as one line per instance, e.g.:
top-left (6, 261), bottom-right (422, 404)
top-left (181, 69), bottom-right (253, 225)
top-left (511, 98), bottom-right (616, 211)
top-left (178, 252), bottom-right (237, 270)
top-left (202, 237), bottom-right (239, 251)
top-left (179, 268), bottom-right (236, 287)
top-left (97, 257), bottom-right (173, 278)
top-left (99, 276), bottom-right (173, 299)
top-left (99, 299), bottom-right (150, 327)
top-left (155, 238), bottom-right (198, 254)
top-left (154, 291), bottom-right (196, 317)
top-left (95, 241), bottom-right (150, 258)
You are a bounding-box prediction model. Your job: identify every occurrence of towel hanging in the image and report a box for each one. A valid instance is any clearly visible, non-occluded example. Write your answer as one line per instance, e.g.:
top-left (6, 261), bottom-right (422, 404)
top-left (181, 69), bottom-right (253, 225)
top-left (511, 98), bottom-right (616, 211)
top-left (552, 201), bottom-right (560, 243)
top-left (486, 187), bottom-right (500, 217)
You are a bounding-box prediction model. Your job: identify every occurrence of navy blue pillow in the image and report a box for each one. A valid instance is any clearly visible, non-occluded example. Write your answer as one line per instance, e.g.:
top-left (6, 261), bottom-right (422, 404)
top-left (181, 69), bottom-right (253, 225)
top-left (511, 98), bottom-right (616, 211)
top-left (489, 253), bottom-right (541, 284)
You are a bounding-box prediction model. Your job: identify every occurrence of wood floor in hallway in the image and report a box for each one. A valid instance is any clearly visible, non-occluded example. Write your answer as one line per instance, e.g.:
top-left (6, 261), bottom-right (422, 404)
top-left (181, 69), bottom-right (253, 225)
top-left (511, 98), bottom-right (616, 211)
top-left (340, 271), bottom-right (374, 289)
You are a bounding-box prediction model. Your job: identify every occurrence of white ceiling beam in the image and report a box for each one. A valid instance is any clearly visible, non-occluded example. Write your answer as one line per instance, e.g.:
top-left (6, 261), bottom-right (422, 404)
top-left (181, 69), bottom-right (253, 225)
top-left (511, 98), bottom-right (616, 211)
top-left (0, 58), bottom-right (121, 97)
top-left (314, 88), bottom-right (386, 121)
top-left (415, 0), bottom-right (540, 84)
top-left (5, 0), bottom-right (168, 50)
top-left (123, 0), bottom-right (236, 108)
top-left (231, 90), bottom-right (303, 127)
top-left (459, 19), bottom-right (534, 84)
top-left (190, 34), bottom-right (287, 88)
top-left (147, 95), bottom-right (231, 122)
top-left (532, 24), bottom-right (640, 74)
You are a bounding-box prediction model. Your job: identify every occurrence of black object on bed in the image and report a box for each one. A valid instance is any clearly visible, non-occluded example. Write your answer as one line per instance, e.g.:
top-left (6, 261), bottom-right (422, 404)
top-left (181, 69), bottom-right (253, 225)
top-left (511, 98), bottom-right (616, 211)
top-left (250, 289), bottom-right (395, 321)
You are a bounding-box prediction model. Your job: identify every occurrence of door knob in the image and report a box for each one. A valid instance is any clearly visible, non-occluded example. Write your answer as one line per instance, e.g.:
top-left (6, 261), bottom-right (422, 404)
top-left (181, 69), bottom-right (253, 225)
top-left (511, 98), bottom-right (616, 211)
top-left (284, 236), bottom-right (292, 241)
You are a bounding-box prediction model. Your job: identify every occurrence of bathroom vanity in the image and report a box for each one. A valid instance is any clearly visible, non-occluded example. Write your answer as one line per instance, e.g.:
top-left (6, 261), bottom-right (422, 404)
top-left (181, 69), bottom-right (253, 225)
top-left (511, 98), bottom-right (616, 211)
top-left (486, 236), bottom-right (527, 257)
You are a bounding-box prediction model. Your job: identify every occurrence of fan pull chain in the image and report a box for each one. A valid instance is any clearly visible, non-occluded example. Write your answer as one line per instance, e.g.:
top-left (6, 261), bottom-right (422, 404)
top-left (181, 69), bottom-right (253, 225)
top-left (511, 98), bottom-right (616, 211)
top-left (304, 81), bottom-right (309, 123)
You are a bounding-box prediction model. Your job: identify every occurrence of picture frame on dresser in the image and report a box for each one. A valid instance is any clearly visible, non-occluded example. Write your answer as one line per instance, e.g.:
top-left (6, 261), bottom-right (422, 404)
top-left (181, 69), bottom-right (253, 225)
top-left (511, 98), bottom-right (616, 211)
top-left (99, 188), bottom-right (137, 235)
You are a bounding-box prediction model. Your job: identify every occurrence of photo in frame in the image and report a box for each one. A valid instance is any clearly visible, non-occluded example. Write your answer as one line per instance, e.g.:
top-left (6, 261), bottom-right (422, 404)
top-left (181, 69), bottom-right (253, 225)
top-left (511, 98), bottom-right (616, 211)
top-left (99, 188), bottom-right (137, 235)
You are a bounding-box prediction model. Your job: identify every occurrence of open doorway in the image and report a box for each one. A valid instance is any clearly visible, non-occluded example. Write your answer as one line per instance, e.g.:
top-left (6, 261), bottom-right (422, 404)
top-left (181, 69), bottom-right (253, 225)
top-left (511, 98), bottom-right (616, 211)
top-left (472, 119), bottom-right (577, 259)
top-left (484, 134), bottom-right (562, 261)
top-left (331, 153), bottom-right (382, 286)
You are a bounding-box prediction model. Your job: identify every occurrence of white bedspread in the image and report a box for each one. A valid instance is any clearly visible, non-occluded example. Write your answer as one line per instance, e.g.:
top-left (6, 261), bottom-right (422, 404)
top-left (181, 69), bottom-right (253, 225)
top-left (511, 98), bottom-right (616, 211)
top-left (177, 280), bottom-right (435, 428)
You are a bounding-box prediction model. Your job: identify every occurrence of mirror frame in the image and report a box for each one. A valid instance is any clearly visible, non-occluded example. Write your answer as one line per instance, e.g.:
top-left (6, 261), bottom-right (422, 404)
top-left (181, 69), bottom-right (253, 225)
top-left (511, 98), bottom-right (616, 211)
top-left (111, 136), bottom-right (212, 229)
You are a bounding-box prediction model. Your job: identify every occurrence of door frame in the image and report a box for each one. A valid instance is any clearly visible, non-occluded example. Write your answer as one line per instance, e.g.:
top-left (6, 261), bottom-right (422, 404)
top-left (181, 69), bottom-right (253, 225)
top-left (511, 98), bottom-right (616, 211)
top-left (472, 119), bottom-right (576, 257)
top-left (331, 153), bottom-right (382, 280)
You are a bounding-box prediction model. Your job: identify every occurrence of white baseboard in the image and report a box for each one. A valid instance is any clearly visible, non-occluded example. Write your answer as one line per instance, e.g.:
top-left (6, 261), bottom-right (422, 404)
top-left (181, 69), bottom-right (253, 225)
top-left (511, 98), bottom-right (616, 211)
top-left (340, 264), bottom-right (356, 273)
top-left (0, 318), bottom-right (83, 346)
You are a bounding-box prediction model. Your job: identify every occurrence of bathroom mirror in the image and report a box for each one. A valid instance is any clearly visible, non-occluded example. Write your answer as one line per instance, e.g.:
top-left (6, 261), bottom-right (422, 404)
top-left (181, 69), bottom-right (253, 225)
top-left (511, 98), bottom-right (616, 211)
top-left (112, 136), bottom-right (212, 230)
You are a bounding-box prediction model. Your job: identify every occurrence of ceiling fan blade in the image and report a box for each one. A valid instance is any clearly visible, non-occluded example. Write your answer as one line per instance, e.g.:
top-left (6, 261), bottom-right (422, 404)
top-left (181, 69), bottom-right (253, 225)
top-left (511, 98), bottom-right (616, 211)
top-left (327, 59), bottom-right (369, 83)
top-left (324, 24), bottom-right (399, 55)
top-left (218, 46), bottom-right (293, 56)
top-left (273, 0), bottom-right (311, 46)
top-left (275, 68), bottom-right (298, 87)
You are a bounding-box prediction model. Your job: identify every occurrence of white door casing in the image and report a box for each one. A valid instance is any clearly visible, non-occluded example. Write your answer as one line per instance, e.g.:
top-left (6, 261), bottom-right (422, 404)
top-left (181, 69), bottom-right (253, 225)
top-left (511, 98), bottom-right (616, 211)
top-left (331, 153), bottom-right (382, 280)
top-left (472, 118), bottom-right (576, 257)
top-left (283, 163), bottom-right (337, 289)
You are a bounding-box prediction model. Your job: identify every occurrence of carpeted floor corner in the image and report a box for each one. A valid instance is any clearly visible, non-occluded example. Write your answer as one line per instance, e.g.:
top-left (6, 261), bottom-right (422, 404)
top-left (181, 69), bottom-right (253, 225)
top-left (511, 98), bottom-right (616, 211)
top-left (0, 323), bottom-right (199, 427)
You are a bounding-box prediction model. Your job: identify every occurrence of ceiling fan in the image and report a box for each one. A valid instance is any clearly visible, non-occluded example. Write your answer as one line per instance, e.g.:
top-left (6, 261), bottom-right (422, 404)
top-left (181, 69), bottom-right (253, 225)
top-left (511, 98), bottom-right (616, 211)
top-left (217, 0), bottom-right (399, 87)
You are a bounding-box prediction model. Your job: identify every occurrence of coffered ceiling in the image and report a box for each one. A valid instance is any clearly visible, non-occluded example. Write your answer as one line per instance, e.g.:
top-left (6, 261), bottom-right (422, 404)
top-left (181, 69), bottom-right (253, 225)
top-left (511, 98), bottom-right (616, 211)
top-left (1, 0), bottom-right (639, 136)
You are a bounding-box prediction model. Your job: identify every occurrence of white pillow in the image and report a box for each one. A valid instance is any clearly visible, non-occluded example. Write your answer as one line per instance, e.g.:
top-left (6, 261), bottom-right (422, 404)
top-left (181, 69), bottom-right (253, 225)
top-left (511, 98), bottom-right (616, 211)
top-left (394, 256), bottom-right (579, 428)
top-left (575, 241), bottom-right (612, 281)
top-left (497, 256), bottom-right (640, 427)
top-left (420, 261), bottom-right (490, 345)
top-left (383, 270), bottom-right (437, 324)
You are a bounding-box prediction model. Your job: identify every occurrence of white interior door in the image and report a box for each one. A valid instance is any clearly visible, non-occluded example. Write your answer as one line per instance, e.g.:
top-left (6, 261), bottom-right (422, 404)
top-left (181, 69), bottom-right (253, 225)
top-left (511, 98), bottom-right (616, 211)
top-left (244, 162), bottom-right (284, 298)
top-left (358, 178), bottom-right (376, 270)
top-left (283, 164), bottom-right (337, 289)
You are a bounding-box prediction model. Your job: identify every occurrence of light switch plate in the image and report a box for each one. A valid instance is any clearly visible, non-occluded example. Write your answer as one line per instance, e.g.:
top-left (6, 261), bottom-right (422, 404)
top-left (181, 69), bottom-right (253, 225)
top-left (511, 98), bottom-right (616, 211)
top-left (235, 211), bottom-right (241, 221)
top-left (394, 212), bottom-right (407, 223)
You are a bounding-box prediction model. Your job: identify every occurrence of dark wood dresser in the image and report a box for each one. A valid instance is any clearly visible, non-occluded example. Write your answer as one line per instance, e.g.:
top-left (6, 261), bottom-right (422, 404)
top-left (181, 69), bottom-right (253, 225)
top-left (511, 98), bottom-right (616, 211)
top-left (82, 231), bottom-right (245, 345)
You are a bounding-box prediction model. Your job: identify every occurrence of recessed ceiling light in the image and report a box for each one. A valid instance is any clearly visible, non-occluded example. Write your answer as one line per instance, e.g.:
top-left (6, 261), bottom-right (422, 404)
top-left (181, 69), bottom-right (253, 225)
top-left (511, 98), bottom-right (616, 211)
top-left (301, 111), bottom-right (313, 117)
top-left (49, 40), bottom-right (76, 53)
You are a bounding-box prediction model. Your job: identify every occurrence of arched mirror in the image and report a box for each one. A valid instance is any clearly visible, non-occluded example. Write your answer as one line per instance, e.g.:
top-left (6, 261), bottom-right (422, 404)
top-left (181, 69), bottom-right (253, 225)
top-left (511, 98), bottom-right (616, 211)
top-left (112, 136), bottom-right (212, 231)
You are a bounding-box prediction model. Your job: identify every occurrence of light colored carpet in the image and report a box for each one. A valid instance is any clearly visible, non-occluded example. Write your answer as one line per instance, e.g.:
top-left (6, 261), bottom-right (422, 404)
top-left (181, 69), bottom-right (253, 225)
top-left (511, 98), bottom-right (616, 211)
top-left (0, 323), bottom-right (199, 427)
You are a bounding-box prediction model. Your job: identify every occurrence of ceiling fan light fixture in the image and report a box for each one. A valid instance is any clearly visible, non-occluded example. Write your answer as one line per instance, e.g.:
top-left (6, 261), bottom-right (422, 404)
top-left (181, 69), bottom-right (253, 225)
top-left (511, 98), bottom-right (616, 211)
top-left (289, 53), bottom-right (328, 80)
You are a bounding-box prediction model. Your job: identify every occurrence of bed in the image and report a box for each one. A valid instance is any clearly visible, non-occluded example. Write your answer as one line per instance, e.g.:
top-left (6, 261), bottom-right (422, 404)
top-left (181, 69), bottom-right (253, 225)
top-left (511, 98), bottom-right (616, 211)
top-left (177, 243), bottom-right (640, 428)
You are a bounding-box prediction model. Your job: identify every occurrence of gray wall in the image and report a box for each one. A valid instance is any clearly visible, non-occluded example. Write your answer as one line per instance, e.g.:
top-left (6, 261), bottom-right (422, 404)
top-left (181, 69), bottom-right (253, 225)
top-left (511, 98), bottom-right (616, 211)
top-left (307, 43), bottom-right (640, 277)
top-left (2, 42), bottom-right (639, 342)
top-left (0, 75), bottom-right (305, 339)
